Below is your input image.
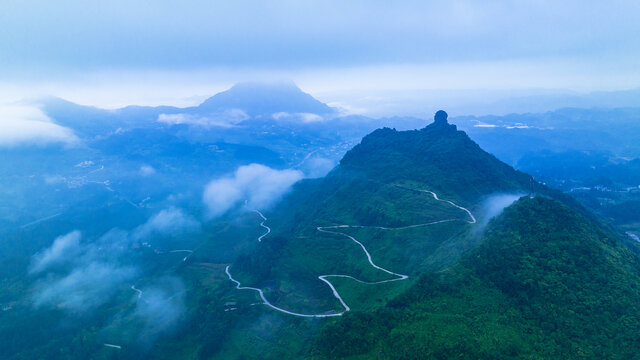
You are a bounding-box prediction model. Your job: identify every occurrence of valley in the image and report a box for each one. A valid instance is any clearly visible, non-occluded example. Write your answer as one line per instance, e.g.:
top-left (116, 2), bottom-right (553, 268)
top-left (1, 85), bottom-right (640, 359)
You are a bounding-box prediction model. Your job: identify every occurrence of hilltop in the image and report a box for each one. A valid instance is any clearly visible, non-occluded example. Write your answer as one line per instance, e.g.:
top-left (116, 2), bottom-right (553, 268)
top-left (339, 110), bottom-right (534, 203)
top-left (227, 111), bottom-right (541, 319)
top-left (196, 81), bottom-right (335, 117)
top-left (198, 110), bottom-right (640, 359)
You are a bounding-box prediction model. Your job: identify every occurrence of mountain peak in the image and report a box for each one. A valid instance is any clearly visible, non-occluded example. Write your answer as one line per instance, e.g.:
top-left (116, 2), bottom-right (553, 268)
top-left (434, 109), bottom-right (449, 125)
top-left (197, 81), bottom-right (334, 117)
top-left (338, 111), bottom-right (531, 201)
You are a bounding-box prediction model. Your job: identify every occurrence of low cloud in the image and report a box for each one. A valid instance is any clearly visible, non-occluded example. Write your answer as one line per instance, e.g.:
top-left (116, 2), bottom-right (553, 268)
top-left (131, 207), bottom-right (200, 241)
top-left (158, 109), bottom-right (248, 128)
top-left (203, 163), bottom-right (303, 218)
top-left (0, 104), bottom-right (79, 147)
top-left (30, 208), bottom-right (199, 314)
top-left (132, 278), bottom-right (185, 344)
top-left (29, 230), bottom-right (82, 274)
top-left (139, 165), bottom-right (156, 176)
top-left (272, 112), bottom-right (325, 123)
top-left (301, 157), bottom-right (335, 178)
top-left (478, 193), bottom-right (525, 228)
top-left (33, 262), bottom-right (136, 312)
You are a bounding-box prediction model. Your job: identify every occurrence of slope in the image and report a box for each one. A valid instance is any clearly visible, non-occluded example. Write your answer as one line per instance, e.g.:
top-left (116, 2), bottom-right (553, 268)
top-left (314, 196), bottom-right (640, 359)
top-left (227, 111), bottom-right (541, 318)
top-left (196, 81), bottom-right (335, 117)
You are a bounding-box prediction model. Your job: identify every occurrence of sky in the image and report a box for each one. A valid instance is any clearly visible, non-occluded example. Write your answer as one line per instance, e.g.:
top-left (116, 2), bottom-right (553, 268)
top-left (1, 0), bottom-right (640, 112)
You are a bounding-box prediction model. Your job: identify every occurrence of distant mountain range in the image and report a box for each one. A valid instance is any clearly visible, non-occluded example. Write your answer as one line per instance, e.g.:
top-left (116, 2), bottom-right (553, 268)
top-left (37, 83), bottom-right (640, 169)
top-left (3, 83), bottom-right (640, 359)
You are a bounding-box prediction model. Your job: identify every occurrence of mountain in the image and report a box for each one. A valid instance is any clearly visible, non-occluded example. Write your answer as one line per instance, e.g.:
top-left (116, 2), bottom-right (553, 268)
top-left (269, 110), bottom-right (554, 235)
top-left (227, 111), bottom-right (570, 309)
top-left (338, 111), bottom-right (534, 202)
top-left (38, 81), bottom-right (339, 139)
top-left (195, 81), bottom-right (335, 117)
top-left (16, 86), bottom-right (640, 359)
top-left (193, 110), bottom-right (640, 359)
top-left (454, 107), bottom-right (640, 165)
top-left (35, 83), bottom-right (430, 175)
top-left (5, 101), bottom-right (640, 359)
top-left (315, 196), bottom-right (640, 359)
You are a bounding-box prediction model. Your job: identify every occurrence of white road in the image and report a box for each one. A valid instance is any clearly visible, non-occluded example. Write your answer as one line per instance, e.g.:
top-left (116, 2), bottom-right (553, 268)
top-left (226, 188), bottom-right (476, 317)
top-left (128, 246), bottom-right (194, 307)
top-left (627, 232), bottom-right (640, 242)
top-left (20, 213), bottom-right (63, 229)
top-left (131, 285), bottom-right (142, 300)
top-left (226, 266), bottom-right (342, 317)
top-left (253, 210), bottom-right (271, 242)
top-left (168, 249), bottom-right (194, 261)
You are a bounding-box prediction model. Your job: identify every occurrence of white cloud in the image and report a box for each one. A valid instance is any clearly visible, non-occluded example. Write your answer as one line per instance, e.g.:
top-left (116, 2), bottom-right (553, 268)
top-left (29, 230), bottom-right (82, 274)
top-left (0, 104), bottom-right (79, 147)
top-left (139, 165), bottom-right (156, 176)
top-left (203, 164), bottom-right (303, 218)
top-left (479, 193), bottom-right (525, 228)
top-left (158, 109), bottom-right (248, 128)
top-left (30, 208), bottom-right (198, 314)
top-left (272, 112), bottom-right (325, 123)
top-left (33, 262), bottom-right (136, 312)
top-left (302, 157), bottom-right (335, 178)
top-left (131, 207), bottom-right (200, 241)
top-left (132, 278), bottom-right (185, 342)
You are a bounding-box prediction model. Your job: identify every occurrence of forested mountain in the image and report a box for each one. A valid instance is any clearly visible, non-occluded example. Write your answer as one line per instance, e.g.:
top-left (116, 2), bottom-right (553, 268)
top-left (4, 87), bottom-right (640, 359)
top-left (315, 196), bottom-right (640, 359)
top-left (189, 111), bottom-right (640, 359)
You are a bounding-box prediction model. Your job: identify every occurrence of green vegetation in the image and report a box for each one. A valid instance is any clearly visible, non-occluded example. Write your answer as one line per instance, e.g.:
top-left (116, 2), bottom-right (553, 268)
top-left (314, 197), bottom-right (640, 359)
top-left (6, 116), bottom-right (639, 359)
top-left (339, 123), bottom-right (534, 203)
top-left (228, 119), bottom-right (559, 318)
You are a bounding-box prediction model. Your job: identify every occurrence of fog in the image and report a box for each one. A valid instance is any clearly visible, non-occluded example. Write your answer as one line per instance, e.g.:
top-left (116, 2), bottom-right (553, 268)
top-left (131, 207), bottom-right (200, 241)
top-left (0, 104), bottom-right (78, 147)
top-left (29, 230), bottom-right (82, 274)
top-left (30, 208), bottom-right (199, 314)
top-left (301, 157), bottom-right (335, 178)
top-left (478, 193), bottom-right (525, 229)
top-left (131, 277), bottom-right (186, 344)
top-left (158, 110), bottom-right (249, 128)
top-left (203, 163), bottom-right (303, 218)
top-left (33, 262), bottom-right (137, 312)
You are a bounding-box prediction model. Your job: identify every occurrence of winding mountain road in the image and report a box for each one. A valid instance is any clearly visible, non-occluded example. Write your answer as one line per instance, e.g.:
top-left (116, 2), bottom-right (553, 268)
top-left (254, 210), bottom-right (271, 242)
top-left (129, 247), bottom-right (195, 301)
top-left (130, 285), bottom-right (143, 300)
top-left (168, 249), bottom-right (194, 261)
top-left (226, 188), bottom-right (476, 317)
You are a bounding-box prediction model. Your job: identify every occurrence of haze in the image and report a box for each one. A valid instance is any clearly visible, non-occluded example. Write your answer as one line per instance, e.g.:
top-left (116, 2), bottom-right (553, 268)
top-left (2, 0), bottom-right (640, 115)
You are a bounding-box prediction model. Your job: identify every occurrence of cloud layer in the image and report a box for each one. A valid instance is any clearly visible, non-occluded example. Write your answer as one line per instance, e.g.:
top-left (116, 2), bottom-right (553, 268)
top-left (29, 230), bottom-right (82, 274)
top-left (158, 109), bottom-right (248, 128)
top-left (3, 1), bottom-right (638, 74)
top-left (272, 112), bottom-right (325, 123)
top-left (479, 193), bottom-right (525, 228)
top-left (131, 207), bottom-right (200, 241)
top-left (33, 262), bottom-right (137, 312)
top-left (0, 104), bottom-right (78, 147)
top-left (132, 277), bottom-right (185, 344)
top-left (30, 208), bottom-right (199, 313)
top-left (139, 165), bottom-right (156, 176)
top-left (203, 164), bottom-right (303, 218)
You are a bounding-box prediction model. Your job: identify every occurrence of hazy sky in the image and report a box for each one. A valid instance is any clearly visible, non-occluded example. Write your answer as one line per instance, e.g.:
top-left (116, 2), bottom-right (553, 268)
top-left (2, 0), bottom-right (640, 109)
